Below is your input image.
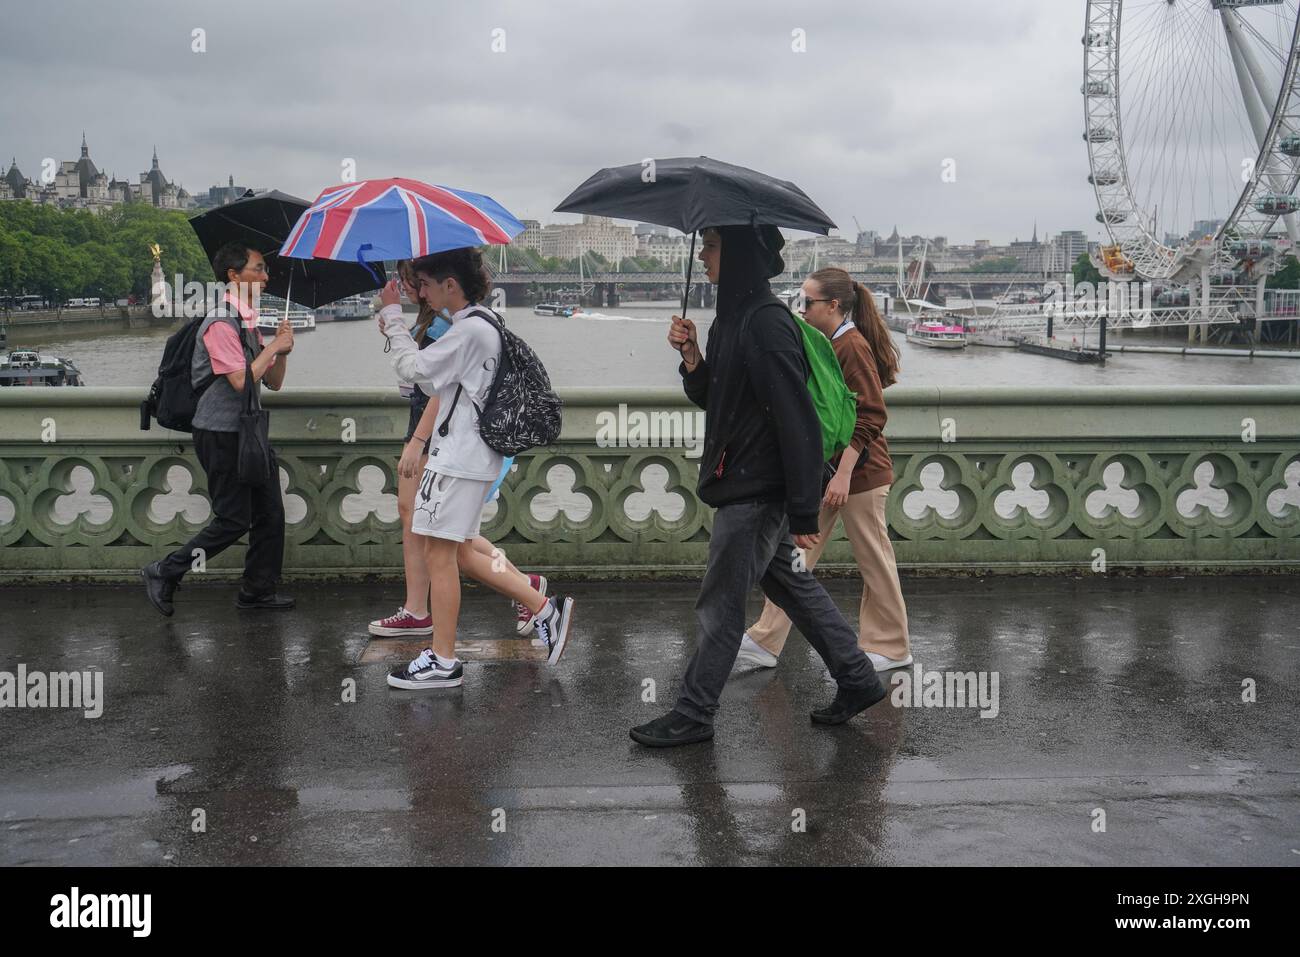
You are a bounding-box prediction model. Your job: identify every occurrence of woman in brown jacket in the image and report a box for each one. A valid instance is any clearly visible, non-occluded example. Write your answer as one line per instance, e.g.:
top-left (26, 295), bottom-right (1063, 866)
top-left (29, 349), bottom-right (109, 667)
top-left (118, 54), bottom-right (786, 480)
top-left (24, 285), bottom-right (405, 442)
top-left (737, 266), bottom-right (913, 672)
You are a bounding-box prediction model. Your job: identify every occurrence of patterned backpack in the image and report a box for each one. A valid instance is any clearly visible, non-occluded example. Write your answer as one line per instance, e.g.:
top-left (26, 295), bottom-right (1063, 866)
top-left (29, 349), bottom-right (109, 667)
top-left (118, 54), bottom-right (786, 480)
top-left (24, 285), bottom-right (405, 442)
top-left (437, 305), bottom-right (563, 456)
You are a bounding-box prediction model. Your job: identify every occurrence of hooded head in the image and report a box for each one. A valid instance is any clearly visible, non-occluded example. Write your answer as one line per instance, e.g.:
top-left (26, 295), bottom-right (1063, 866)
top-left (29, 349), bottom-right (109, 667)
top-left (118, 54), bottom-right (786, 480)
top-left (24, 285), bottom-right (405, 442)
top-left (708, 223), bottom-right (786, 318)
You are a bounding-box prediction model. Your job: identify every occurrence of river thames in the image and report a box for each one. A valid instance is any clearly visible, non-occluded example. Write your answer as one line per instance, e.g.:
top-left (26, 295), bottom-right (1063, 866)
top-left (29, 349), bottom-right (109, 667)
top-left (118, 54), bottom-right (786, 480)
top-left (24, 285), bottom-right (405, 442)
top-left (13, 301), bottom-right (1299, 390)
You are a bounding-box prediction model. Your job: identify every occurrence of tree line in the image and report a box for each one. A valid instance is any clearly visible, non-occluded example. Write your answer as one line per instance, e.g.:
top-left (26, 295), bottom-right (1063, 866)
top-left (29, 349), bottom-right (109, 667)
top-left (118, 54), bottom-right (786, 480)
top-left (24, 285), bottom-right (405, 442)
top-left (0, 202), bottom-right (211, 307)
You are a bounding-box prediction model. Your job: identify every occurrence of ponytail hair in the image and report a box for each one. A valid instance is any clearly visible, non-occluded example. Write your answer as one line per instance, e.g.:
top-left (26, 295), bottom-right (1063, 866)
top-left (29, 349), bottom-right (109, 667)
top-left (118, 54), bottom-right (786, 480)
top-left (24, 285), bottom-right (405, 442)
top-left (809, 267), bottom-right (900, 388)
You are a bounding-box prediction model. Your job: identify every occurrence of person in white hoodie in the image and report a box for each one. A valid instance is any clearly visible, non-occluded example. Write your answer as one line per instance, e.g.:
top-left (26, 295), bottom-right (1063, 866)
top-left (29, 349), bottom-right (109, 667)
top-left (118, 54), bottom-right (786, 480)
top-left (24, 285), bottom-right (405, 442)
top-left (376, 247), bottom-right (574, 690)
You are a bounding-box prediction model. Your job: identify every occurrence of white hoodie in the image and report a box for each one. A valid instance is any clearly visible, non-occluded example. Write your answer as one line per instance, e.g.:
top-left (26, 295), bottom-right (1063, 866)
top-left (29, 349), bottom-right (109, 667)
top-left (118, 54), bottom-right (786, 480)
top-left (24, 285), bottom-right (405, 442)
top-left (381, 303), bottom-right (504, 482)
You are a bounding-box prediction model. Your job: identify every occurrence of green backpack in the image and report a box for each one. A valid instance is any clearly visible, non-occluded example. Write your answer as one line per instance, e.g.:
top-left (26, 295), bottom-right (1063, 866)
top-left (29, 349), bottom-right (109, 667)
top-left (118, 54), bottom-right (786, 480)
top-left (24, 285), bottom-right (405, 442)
top-left (794, 317), bottom-right (857, 461)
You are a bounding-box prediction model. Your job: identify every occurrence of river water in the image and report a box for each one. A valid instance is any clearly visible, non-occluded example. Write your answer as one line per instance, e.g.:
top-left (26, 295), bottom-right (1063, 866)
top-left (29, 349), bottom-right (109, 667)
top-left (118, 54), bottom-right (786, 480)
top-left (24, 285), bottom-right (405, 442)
top-left (14, 300), bottom-right (1300, 389)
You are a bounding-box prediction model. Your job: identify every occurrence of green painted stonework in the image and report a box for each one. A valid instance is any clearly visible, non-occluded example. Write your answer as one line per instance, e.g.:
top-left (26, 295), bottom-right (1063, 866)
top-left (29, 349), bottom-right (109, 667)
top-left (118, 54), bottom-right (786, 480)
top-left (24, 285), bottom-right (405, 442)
top-left (0, 386), bottom-right (1296, 581)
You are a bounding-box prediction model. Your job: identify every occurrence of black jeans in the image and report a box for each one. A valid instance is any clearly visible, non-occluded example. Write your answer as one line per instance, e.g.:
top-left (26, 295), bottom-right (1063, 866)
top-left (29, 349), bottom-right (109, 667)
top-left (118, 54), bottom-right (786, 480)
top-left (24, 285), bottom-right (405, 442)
top-left (158, 428), bottom-right (285, 595)
top-left (675, 500), bottom-right (883, 725)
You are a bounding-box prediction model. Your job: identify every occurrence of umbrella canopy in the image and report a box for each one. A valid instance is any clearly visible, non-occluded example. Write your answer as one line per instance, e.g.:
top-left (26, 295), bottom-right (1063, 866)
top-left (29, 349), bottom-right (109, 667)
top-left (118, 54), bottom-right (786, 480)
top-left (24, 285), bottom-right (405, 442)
top-left (188, 190), bottom-right (384, 308)
top-left (279, 178), bottom-right (524, 264)
top-left (553, 156), bottom-right (836, 235)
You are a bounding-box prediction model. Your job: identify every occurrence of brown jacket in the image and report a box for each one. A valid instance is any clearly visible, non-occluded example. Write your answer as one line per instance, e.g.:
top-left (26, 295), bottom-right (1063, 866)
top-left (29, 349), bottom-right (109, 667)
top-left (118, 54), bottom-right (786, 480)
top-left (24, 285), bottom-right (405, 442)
top-left (830, 324), bottom-right (894, 492)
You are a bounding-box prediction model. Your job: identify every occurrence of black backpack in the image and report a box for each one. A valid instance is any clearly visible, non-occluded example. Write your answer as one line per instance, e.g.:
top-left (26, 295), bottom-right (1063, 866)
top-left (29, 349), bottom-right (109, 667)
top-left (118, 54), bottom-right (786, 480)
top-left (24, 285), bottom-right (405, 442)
top-left (436, 306), bottom-right (563, 456)
top-left (139, 312), bottom-right (241, 432)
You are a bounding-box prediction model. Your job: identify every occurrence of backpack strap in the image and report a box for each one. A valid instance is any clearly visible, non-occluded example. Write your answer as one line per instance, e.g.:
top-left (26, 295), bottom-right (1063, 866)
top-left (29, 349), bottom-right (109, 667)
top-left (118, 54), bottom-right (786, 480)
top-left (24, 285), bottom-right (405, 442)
top-left (434, 304), bottom-right (504, 437)
top-left (436, 385), bottom-right (463, 438)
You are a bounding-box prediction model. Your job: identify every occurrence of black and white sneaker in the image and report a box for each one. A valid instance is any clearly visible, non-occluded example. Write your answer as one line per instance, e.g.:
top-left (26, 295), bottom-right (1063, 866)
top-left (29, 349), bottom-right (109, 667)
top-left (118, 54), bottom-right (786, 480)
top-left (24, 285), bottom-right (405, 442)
top-left (386, 648), bottom-right (463, 690)
top-left (533, 596), bottom-right (574, 665)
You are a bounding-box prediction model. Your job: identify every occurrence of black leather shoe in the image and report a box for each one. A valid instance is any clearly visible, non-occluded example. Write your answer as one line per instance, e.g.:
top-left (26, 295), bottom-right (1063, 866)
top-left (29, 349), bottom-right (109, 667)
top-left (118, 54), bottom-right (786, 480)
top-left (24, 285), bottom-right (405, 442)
top-left (629, 710), bottom-right (714, 748)
top-left (810, 681), bottom-right (888, 725)
top-left (141, 561), bottom-right (179, 617)
top-left (235, 592), bottom-right (296, 610)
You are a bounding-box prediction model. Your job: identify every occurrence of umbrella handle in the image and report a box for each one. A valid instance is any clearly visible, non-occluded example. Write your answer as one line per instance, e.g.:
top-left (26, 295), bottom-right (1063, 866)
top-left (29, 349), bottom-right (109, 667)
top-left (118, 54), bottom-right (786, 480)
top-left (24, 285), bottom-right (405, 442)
top-left (680, 232), bottom-right (696, 322)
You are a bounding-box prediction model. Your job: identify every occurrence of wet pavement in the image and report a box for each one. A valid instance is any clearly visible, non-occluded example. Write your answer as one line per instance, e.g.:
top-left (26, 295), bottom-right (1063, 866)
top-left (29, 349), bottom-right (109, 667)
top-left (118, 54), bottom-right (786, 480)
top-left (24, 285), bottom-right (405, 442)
top-left (1, 575), bottom-right (1297, 866)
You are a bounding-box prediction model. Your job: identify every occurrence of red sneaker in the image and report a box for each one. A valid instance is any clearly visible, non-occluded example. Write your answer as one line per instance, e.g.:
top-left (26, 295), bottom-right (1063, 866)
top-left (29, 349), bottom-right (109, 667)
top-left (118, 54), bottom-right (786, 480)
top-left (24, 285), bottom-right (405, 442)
top-left (369, 607), bottom-right (433, 638)
top-left (514, 574), bottom-right (548, 636)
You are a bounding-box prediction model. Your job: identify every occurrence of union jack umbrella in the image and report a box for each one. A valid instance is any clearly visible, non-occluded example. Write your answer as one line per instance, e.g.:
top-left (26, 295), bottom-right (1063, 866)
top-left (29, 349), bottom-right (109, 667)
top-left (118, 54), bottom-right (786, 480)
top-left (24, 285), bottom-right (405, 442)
top-left (279, 177), bottom-right (525, 265)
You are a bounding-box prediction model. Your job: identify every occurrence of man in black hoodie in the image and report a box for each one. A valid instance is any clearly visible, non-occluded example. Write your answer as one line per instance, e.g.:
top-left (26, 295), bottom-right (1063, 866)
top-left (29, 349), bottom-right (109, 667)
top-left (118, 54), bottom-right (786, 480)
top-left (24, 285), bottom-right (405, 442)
top-left (630, 224), bottom-right (887, 748)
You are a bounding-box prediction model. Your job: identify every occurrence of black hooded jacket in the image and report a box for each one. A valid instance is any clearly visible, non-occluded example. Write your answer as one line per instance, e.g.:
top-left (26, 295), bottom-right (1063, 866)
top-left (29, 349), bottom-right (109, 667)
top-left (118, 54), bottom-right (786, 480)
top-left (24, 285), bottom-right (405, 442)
top-left (679, 224), bottom-right (823, 535)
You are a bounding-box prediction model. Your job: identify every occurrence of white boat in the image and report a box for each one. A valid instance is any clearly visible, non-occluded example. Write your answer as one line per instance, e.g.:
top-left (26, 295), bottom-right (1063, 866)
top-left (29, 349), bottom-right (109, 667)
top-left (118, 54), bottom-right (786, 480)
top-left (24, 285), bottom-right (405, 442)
top-left (256, 310), bottom-right (315, 333)
top-left (314, 294), bottom-right (375, 322)
top-left (906, 320), bottom-right (968, 349)
top-left (533, 300), bottom-right (585, 315)
top-left (257, 295), bottom-right (317, 331)
top-left (0, 348), bottom-right (84, 386)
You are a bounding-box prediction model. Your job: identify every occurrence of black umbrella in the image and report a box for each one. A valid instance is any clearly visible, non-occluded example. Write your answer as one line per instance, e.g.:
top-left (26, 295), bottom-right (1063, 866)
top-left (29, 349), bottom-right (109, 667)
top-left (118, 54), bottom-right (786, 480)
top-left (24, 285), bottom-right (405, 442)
top-left (555, 156), bottom-right (834, 317)
top-left (189, 189), bottom-right (385, 308)
top-left (555, 155), bottom-right (835, 235)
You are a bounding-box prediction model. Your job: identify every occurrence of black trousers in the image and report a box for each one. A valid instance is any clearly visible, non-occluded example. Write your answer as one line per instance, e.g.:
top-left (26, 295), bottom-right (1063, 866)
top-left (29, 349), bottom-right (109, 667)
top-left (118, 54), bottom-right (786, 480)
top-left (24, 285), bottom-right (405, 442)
top-left (675, 501), bottom-right (882, 725)
top-left (158, 428), bottom-right (285, 595)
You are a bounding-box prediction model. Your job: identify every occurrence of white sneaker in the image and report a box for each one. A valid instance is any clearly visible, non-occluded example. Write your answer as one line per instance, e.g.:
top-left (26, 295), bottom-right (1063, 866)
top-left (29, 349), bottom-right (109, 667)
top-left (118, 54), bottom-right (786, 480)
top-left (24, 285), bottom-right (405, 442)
top-left (533, 595), bottom-right (574, 665)
top-left (735, 633), bottom-right (779, 669)
top-left (867, 652), bottom-right (913, 672)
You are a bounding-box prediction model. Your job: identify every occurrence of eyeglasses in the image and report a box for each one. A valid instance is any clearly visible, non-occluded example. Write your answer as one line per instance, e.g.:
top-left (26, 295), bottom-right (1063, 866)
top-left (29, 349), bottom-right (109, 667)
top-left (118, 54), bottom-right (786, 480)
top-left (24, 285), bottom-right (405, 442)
top-left (245, 263), bottom-right (271, 276)
top-left (797, 298), bottom-right (832, 313)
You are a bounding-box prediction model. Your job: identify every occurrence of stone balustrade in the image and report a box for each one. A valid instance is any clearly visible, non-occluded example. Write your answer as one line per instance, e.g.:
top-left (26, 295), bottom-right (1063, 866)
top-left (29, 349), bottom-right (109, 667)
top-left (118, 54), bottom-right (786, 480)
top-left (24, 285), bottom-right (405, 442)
top-left (0, 386), bottom-right (1297, 581)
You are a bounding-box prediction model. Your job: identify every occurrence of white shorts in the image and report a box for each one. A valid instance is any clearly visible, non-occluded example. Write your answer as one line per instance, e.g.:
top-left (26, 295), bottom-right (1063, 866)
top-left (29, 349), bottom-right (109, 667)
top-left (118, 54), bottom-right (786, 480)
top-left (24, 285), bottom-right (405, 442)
top-left (410, 470), bottom-right (493, 542)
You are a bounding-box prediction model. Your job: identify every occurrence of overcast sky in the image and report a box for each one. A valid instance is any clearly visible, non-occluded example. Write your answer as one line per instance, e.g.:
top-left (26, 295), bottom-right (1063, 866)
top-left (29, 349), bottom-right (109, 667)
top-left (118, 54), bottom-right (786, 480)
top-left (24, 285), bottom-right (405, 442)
top-left (1, 0), bottom-right (1111, 245)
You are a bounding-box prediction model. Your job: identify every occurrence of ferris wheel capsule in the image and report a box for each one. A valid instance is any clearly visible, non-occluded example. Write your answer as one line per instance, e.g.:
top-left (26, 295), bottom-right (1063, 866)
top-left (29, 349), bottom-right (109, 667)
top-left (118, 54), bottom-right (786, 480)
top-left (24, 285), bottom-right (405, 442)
top-left (1082, 80), bottom-right (1112, 96)
top-left (1280, 134), bottom-right (1300, 156)
top-left (1084, 126), bottom-right (1115, 143)
top-left (1097, 209), bottom-right (1127, 224)
top-left (1253, 194), bottom-right (1300, 215)
top-left (1088, 171), bottom-right (1120, 186)
top-left (1229, 239), bottom-right (1275, 259)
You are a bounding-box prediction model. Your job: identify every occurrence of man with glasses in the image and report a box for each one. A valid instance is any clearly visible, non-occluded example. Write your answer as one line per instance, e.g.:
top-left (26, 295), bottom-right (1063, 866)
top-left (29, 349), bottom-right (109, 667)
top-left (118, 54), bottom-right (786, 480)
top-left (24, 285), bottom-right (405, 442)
top-left (142, 243), bottom-right (297, 616)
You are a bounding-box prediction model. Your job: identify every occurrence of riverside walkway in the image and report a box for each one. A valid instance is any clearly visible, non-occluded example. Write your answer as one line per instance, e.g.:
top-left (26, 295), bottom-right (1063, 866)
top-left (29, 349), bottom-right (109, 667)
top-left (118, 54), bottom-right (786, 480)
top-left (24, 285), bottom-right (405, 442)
top-left (0, 575), bottom-right (1296, 866)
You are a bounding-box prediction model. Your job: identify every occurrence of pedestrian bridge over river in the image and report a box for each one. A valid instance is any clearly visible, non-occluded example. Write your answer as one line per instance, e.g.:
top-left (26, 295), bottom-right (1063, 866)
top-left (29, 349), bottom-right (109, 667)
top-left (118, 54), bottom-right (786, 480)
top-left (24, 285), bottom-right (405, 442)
top-left (0, 387), bottom-right (1295, 866)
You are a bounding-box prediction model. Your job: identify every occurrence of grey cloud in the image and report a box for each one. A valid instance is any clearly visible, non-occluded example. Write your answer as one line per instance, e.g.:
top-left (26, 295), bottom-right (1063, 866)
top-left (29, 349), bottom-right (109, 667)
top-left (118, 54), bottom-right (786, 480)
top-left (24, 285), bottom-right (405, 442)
top-left (0, 0), bottom-right (1126, 243)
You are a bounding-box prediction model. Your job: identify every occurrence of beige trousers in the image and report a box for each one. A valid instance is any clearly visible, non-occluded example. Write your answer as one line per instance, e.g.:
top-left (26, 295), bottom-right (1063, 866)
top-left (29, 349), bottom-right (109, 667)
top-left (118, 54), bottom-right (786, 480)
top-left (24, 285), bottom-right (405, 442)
top-left (747, 484), bottom-right (910, 660)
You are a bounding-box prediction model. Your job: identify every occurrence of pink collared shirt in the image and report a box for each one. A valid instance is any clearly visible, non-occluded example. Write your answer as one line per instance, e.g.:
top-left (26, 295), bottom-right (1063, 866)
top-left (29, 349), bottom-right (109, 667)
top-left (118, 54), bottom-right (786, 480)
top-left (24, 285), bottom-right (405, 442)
top-left (203, 293), bottom-right (265, 375)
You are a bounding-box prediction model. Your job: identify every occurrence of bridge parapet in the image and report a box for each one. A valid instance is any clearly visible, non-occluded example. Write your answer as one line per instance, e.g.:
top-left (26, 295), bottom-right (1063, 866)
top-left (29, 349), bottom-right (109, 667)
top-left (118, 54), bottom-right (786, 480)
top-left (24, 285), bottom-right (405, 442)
top-left (0, 386), bottom-right (1295, 580)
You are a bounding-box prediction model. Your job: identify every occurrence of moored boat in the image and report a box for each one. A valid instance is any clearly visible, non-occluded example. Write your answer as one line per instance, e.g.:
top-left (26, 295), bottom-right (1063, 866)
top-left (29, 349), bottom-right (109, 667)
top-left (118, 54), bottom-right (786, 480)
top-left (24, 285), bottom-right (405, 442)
top-left (255, 310), bottom-right (316, 333)
top-left (905, 320), bottom-right (968, 349)
top-left (0, 347), bottom-right (85, 386)
top-left (314, 294), bottom-right (375, 322)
